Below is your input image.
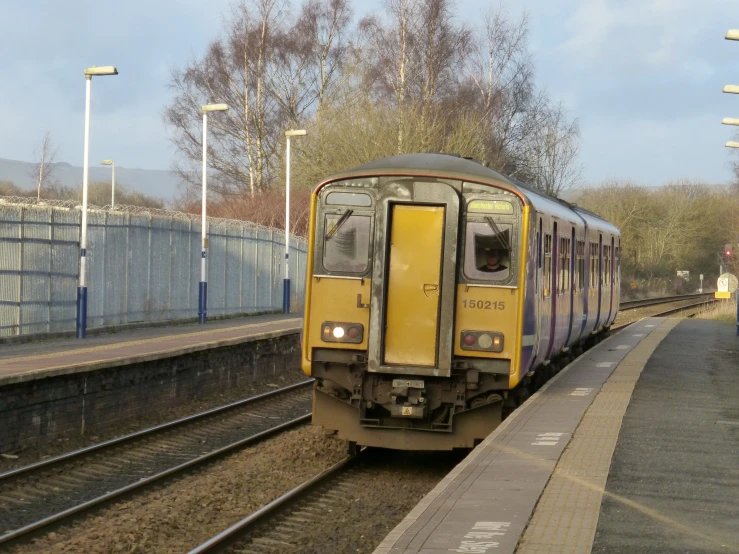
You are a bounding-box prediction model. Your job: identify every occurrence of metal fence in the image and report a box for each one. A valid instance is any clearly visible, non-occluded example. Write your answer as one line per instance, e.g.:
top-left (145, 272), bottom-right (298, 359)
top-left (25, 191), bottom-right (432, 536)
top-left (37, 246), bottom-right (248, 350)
top-left (0, 197), bottom-right (307, 337)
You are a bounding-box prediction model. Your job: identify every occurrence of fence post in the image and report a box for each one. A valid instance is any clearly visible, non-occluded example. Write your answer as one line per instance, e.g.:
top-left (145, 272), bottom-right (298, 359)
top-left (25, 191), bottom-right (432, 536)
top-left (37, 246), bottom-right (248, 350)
top-left (17, 206), bottom-right (24, 335)
top-left (240, 225), bottom-right (245, 312)
top-left (124, 212), bottom-right (130, 324)
top-left (47, 207), bottom-right (53, 333)
top-left (147, 213), bottom-right (153, 321)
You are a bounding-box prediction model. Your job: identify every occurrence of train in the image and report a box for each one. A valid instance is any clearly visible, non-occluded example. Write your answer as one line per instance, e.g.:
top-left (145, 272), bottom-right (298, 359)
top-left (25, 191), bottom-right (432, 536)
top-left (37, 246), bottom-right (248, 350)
top-left (300, 153), bottom-right (620, 450)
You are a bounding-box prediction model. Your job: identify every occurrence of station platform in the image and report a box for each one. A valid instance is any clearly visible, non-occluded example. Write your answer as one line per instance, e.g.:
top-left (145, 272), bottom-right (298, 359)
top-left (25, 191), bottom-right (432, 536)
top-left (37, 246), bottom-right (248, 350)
top-left (374, 318), bottom-right (739, 554)
top-left (0, 313), bottom-right (302, 386)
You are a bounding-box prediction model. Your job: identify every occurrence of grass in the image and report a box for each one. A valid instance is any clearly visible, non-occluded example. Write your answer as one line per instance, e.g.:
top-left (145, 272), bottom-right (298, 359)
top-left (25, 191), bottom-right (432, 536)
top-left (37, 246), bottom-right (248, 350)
top-left (694, 299), bottom-right (738, 323)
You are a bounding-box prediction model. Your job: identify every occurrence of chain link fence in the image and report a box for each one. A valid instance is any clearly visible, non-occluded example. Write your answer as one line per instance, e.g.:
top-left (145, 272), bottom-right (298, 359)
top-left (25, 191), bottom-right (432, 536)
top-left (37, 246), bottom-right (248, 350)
top-left (0, 197), bottom-right (307, 337)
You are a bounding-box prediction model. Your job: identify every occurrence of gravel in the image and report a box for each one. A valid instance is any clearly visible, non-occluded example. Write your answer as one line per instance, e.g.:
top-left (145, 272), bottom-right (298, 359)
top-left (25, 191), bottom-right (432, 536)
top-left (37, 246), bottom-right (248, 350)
top-left (232, 448), bottom-right (464, 554)
top-left (0, 367), bottom-right (309, 474)
top-left (11, 425), bottom-right (347, 554)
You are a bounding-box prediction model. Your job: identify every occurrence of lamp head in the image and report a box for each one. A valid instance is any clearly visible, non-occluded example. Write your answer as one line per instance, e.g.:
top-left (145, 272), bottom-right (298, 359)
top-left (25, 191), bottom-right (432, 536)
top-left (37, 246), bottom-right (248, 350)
top-left (100, 160), bottom-right (113, 166)
top-left (285, 129), bottom-right (307, 137)
top-left (84, 66), bottom-right (118, 76)
top-left (202, 103), bottom-right (229, 113)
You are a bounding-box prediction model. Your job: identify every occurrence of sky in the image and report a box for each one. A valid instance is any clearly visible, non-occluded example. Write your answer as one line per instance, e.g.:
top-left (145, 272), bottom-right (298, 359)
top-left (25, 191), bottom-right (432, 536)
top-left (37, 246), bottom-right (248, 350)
top-left (2, 0), bottom-right (739, 191)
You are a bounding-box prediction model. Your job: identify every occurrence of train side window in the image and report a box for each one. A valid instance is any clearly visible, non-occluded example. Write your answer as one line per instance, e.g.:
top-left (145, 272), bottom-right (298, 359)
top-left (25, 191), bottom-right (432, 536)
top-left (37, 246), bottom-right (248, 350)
top-left (576, 240), bottom-right (585, 290)
top-left (322, 213), bottom-right (372, 273)
top-left (543, 233), bottom-right (552, 297)
top-left (589, 242), bottom-right (598, 289)
top-left (603, 245), bottom-right (611, 286)
top-left (563, 238), bottom-right (572, 292)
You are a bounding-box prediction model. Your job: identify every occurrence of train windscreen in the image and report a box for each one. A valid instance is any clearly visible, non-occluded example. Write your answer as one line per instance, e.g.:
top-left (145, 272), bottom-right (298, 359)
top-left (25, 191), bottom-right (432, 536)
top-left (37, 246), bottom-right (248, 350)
top-left (464, 221), bottom-right (514, 281)
top-left (322, 213), bottom-right (372, 273)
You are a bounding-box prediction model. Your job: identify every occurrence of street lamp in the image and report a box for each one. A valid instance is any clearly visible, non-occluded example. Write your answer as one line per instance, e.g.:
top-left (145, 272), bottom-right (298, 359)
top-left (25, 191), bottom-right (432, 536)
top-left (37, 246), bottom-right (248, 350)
top-left (77, 65), bottom-right (118, 339)
top-left (100, 160), bottom-right (115, 208)
top-left (199, 103), bottom-right (229, 324)
top-left (284, 129), bottom-right (307, 314)
top-left (724, 30), bottom-right (739, 337)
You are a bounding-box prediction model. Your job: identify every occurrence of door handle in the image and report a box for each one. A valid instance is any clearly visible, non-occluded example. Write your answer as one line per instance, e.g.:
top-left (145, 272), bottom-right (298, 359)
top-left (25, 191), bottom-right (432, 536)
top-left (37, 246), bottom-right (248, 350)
top-left (357, 294), bottom-right (370, 309)
top-left (423, 284), bottom-right (439, 297)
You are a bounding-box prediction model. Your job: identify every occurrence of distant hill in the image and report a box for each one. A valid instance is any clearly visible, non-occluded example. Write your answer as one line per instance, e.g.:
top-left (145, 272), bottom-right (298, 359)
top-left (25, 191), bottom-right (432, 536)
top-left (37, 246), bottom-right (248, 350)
top-left (0, 157), bottom-right (183, 201)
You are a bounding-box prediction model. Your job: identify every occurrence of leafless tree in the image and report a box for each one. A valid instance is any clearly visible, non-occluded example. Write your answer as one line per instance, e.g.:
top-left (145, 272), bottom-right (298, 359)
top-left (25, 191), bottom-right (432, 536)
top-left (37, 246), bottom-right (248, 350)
top-left (165, 0), bottom-right (288, 196)
top-left (29, 131), bottom-right (60, 200)
top-left (461, 6), bottom-right (539, 172)
top-left (520, 102), bottom-right (582, 196)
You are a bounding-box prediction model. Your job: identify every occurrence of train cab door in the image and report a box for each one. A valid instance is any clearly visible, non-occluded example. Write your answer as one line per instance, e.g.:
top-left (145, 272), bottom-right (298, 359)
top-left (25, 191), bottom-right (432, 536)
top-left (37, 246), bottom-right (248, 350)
top-left (366, 181), bottom-right (459, 377)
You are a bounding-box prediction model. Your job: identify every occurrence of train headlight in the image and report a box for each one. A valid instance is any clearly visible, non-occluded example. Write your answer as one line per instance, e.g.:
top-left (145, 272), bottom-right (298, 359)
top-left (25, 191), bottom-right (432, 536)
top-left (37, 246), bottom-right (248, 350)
top-left (461, 331), bottom-right (504, 352)
top-left (322, 322), bottom-right (363, 344)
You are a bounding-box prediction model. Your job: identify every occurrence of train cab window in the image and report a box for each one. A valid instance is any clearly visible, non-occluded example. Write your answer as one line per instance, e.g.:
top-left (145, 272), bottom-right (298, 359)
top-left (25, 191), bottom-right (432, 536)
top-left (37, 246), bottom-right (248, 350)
top-left (323, 213), bottom-right (372, 273)
top-left (464, 221), bottom-right (513, 281)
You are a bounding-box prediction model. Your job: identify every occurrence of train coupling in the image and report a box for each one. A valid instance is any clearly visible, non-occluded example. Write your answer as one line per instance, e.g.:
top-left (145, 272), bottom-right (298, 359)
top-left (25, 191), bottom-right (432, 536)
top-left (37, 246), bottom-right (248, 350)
top-left (389, 378), bottom-right (427, 419)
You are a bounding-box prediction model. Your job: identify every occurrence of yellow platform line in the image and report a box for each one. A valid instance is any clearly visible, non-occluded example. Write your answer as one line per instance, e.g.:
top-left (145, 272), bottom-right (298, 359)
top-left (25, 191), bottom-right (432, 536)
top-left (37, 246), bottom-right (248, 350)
top-left (1, 318), bottom-right (302, 366)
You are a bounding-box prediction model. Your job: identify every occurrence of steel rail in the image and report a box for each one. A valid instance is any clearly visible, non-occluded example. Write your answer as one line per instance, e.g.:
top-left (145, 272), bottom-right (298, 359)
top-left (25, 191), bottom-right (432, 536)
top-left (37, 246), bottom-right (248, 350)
top-left (0, 381), bottom-right (315, 547)
top-left (0, 415), bottom-right (311, 546)
top-left (611, 298), bottom-right (717, 332)
top-left (0, 379), bottom-right (314, 482)
top-left (187, 454), bottom-right (358, 554)
top-left (619, 292), bottom-right (712, 311)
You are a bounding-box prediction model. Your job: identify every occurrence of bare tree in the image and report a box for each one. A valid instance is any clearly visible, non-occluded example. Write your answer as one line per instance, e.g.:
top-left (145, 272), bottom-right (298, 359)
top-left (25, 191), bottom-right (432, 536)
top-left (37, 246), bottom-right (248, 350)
top-left (29, 131), bottom-right (60, 200)
top-left (165, 0), bottom-right (288, 197)
top-left (521, 102), bottom-right (582, 196)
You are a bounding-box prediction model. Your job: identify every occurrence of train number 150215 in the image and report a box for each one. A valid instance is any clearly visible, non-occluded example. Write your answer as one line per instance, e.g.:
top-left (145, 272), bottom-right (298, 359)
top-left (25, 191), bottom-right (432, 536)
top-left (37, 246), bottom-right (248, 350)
top-left (462, 300), bottom-right (505, 310)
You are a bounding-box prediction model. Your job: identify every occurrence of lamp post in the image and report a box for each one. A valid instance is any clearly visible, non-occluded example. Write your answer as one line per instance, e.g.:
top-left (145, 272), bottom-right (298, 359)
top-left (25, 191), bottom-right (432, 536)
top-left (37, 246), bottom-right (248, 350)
top-left (284, 129), bottom-right (307, 314)
top-left (199, 103), bottom-right (229, 324)
top-left (100, 160), bottom-right (115, 208)
top-left (77, 65), bottom-right (118, 339)
top-left (724, 29), bottom-right (739, 336)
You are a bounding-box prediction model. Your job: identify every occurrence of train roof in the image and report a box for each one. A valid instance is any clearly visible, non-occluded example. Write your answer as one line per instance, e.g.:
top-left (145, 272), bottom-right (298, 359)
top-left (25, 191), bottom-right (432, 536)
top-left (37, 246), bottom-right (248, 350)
top-left (316, 153), bottom-right (619, 235)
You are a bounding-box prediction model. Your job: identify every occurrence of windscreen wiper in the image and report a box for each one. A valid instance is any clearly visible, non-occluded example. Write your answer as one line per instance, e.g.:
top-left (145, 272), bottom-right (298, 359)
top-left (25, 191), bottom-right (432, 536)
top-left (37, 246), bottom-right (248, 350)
top-left (325, 209), bottom-right (353, 240)
top-left (485, 216), bottom-right (510, 252)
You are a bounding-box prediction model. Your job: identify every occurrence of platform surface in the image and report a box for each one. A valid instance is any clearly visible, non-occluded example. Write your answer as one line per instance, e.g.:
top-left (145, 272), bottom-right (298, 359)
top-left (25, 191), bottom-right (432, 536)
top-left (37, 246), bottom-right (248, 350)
top-left (0, 313), bottom-right (302, 386)
top-left (374, 317), bottom-right (739, 554)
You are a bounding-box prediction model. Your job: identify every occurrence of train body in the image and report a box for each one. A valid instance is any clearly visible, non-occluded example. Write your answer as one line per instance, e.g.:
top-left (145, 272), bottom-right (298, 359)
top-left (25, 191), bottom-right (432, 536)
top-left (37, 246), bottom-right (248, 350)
top-left (301, 154), bottom-right (620, 450)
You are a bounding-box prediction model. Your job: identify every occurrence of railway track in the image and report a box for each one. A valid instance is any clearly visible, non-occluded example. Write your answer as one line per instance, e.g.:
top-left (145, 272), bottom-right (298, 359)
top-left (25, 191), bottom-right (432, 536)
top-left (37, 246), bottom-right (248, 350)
top-left (611, 296), bottom-right (716, 332)
top-left (619, 292), bottom-right (713, 311)
top-left (187, 293), bottom-right (723, 554)
top-left (186, 449), bottom-right (461, 554)
top-left (0, 293), bottom-right (718, 550)
top-left (0, 380), bottom-right (314, 547)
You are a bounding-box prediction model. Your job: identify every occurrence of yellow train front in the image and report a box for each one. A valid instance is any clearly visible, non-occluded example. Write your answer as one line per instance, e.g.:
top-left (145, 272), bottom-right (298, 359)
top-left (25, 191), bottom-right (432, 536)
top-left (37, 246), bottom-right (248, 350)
top-left (301, 153), bottom-right (620, 450)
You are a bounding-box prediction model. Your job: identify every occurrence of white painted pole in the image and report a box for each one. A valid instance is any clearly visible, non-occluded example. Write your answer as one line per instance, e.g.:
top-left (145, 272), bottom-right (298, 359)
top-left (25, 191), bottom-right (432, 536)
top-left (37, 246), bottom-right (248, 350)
top-left (199, 111), bottom-right (208, 324)
top-left (283, 136), bottom-right (291, 313)
top-left (76, 75), bottom-right (92, 338)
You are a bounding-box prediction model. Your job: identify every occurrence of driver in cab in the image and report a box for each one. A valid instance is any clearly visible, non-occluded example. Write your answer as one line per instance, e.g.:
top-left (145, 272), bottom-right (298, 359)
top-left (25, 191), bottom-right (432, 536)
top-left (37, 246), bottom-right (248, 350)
top-left (478, 247), bottom-right (508, 273)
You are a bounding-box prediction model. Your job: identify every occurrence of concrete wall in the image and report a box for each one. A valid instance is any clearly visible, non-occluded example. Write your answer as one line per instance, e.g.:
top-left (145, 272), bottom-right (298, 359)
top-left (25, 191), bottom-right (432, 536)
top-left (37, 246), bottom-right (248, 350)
top-left (0, 332), bottom-right (300, 453)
